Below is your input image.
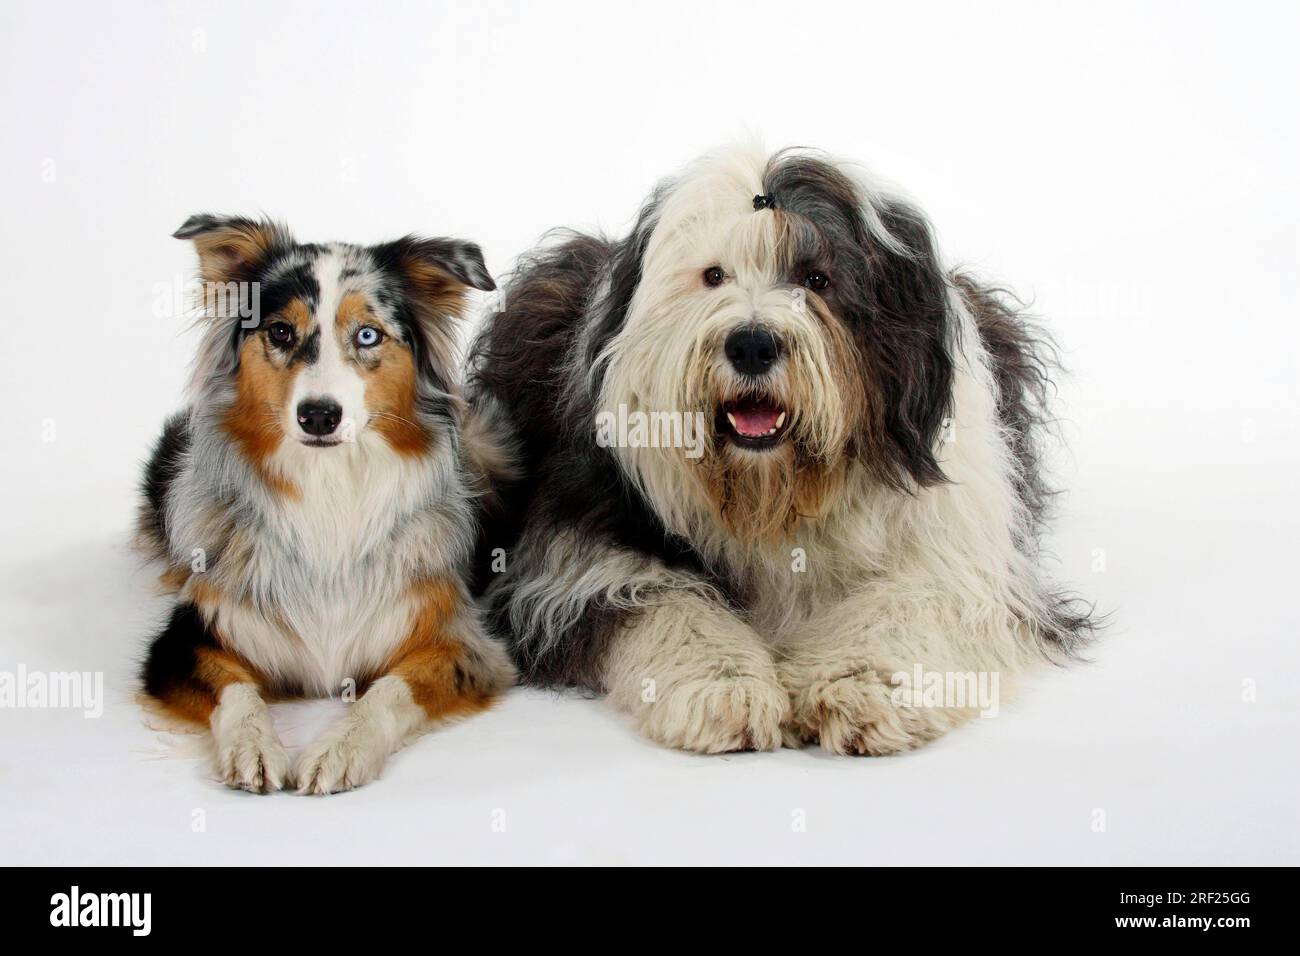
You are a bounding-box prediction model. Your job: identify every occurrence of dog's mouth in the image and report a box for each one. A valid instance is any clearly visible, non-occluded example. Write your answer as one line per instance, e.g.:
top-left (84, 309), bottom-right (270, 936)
top-left (299, 437), bottom-right (344, 448)
top-left (716, 397), bottom-right (790, 450)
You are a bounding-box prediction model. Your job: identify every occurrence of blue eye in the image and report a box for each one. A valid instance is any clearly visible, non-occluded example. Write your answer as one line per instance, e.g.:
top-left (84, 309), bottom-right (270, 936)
top-left (354, 326), bottom-right (382, 348)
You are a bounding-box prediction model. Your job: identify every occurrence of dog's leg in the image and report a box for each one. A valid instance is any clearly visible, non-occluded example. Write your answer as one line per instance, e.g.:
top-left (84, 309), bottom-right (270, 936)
top-left (776, 583), bottom-right (1031, 755)
top-left (295, 579), bottom-right (515, 795)
top-left (602, 591), bottom-right (788, 753)
top-left (142, 604), bottom-right (288, 793)
top-left (210, 683), bottom-right (290, 793)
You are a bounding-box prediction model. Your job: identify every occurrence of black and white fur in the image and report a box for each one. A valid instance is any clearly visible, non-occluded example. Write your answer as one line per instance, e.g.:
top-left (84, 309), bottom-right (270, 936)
top-left (469, 144), bottom-right (1093, 755)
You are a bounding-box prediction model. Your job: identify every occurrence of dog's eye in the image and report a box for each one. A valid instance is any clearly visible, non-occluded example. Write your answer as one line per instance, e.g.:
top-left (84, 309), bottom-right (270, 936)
top-left (703, 266), bottom-right (725, 287)
top-left (804, 271), bottom-right (830, 292)
top-left (267, 322), bottom-right (295, 346)
top-left (354, 326), bottom-right (383, 348)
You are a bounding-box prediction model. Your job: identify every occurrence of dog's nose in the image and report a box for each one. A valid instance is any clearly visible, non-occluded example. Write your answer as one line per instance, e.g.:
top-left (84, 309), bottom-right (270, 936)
top-left (297, 399), bottom-right (342, 436)
top-left (724, 326), bottom-right (781, 376)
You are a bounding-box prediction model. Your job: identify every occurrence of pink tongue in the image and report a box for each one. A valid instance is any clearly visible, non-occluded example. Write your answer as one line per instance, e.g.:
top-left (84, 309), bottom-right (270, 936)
top-left (731, 405), bottom-right (782, 437)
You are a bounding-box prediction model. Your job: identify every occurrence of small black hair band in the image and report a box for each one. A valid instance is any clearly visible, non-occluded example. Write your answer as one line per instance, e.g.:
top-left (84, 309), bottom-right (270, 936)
top-left (752, 194), bottom-right (776, 211)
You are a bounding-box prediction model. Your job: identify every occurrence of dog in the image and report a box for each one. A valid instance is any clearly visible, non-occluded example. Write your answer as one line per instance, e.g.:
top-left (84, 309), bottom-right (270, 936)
top-left (468, 143), bottom-right (1094, 755)
top-left (137, 215), bottom-right (516, 793)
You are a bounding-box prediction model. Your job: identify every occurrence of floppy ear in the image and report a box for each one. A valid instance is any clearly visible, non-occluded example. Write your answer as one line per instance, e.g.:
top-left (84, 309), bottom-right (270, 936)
top-left (862, 199), bottom-right (954, 487)
top-left (371, 236), bottom-right (495, 373)
top-left (372, 236), bottom-right (494, 318)
top-left (173, 214), bottom-right (293, 284)
top-left (761, 154), bottom-right (953, 487)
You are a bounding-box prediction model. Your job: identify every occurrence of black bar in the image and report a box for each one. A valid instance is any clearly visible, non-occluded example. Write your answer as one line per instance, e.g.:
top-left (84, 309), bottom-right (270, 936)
top-left (3, 867), bottom-right (1289, 940)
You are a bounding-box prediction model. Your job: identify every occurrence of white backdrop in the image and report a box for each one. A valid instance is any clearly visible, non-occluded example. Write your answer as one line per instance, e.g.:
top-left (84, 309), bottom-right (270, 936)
top-left (1, 0), bottom-right (1296, 865)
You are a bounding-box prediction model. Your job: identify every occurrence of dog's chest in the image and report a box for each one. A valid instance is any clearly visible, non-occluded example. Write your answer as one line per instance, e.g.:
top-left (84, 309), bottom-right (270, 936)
top-left (218, 456), bottom-right (440, 695)
top-left (285, 591), bottom-right (413, 697)
top-left (728, 527), bottom-right (873, 641)
top-left (272, 451), bottom-right (421, 560)
top-left (743, 573), bottom-right (829, 641)
top-left (219, 531), bottom-right (418, 696)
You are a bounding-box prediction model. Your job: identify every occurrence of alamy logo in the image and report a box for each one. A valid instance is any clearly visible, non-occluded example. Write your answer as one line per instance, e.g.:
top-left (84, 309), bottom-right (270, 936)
top-left (890, 665), bottom-right (1001, 718)
top-left (152, 275), bottom-right (261, 327)
top-left (595, 404), bottom-right (708, 459)
top-left (0, 665), bottom-right (103, 718)
top-left (49, 886), bottom-right (151, 936)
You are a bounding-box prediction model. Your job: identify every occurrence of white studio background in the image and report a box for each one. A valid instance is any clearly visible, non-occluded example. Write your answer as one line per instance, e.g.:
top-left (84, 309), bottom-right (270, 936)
top-left (0, 0), bottom-right (1296, 865)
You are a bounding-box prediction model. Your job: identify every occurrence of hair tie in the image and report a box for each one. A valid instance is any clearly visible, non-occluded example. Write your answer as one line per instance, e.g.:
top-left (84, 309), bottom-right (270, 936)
top-left (752, 194), bottom-right (776, 211)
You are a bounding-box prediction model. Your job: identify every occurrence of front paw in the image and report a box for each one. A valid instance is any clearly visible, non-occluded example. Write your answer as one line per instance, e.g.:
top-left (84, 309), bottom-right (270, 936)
top-left (294, 716), bottom-right (389, 795)
top-left (634, 673), bottom-right (789, 754)
top-left (215, 721), bottom-right (289, 793)
top-left (782, 668), bottom-right (943, 756)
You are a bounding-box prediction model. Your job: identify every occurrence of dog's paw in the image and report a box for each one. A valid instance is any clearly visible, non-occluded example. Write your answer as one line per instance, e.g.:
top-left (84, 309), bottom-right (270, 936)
top-left (214, 718), bottom-right (289, 793)
top-left (294, 714), bottom-right (389, 795)
top-left (634, 673), bottom-right (789, 754)
top-left (783, 669), bottom-right (943, 756)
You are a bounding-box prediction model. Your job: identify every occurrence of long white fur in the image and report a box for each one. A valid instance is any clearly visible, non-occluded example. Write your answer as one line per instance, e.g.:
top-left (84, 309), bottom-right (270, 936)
top-left (519, 144), bottom-right (1060, 753)
top-left (604, 592), bottom-right (788, 753)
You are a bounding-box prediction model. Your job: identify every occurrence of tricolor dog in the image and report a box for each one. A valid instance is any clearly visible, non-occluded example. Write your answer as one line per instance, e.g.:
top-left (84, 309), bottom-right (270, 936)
top-left (137, 216), bottom-right (515, 794)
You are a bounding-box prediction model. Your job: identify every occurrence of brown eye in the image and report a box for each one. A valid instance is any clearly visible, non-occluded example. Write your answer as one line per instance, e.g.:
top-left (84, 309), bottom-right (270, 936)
top-left (804, 271), bottom-right (830, 292)
top-left (267, 322), bottom-right (295, 347)
top-left (703, 266), bottom-right (725, 287)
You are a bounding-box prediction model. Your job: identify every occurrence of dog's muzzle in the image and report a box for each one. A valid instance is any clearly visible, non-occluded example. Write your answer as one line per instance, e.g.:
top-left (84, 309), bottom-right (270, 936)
top-left (717, 326), bottom-right (790, 450)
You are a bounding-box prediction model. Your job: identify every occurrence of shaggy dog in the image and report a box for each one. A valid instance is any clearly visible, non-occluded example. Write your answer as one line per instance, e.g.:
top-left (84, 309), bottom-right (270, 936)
top-left (138, 216), bottom-right (515, 793)
top-left (468, 144), bottom-right (1092, 755)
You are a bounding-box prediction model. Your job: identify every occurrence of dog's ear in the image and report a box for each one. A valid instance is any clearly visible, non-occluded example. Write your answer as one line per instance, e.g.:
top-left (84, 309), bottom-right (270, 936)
top-left (372, 236), bottom-right (495, 373)
top-left (410, 237), bottom-right (496, 294)
top-left (861, 199), bottom-right (954, 487)
top-left (173, 214), bottom-right (293, 284)
top-left (372, 236), bottom-right (495, 318)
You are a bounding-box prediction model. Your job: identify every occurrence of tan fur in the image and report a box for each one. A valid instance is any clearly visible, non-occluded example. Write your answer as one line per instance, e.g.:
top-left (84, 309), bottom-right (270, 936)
top-left (220, 304), bottom-right (312, 498)
top-left (385, 578), bottom-right (511, 720)
top-left (189, 220), bottom-right (289, 285)
top-left (400, 257), bottom-right (468, 371)
top-left (362, 344), bottom-right (428, 456)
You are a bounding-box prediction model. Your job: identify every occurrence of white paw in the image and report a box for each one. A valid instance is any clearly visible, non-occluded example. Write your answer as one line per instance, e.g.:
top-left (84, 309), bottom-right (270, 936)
top-left (294, 715), bottom-right (390, 795)
top-left (214, 718), bottom-right (289, 793)
top-left (782, 669), bottom-right (946, 756)
top-left (634, 673), bottom-right (789, 754)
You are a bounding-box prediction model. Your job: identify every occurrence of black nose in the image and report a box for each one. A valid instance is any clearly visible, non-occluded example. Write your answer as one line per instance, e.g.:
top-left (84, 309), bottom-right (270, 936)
top-left (296, 400), bottom-right (342, 436)
top-left (724, 326), bottom-right (781, 376)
